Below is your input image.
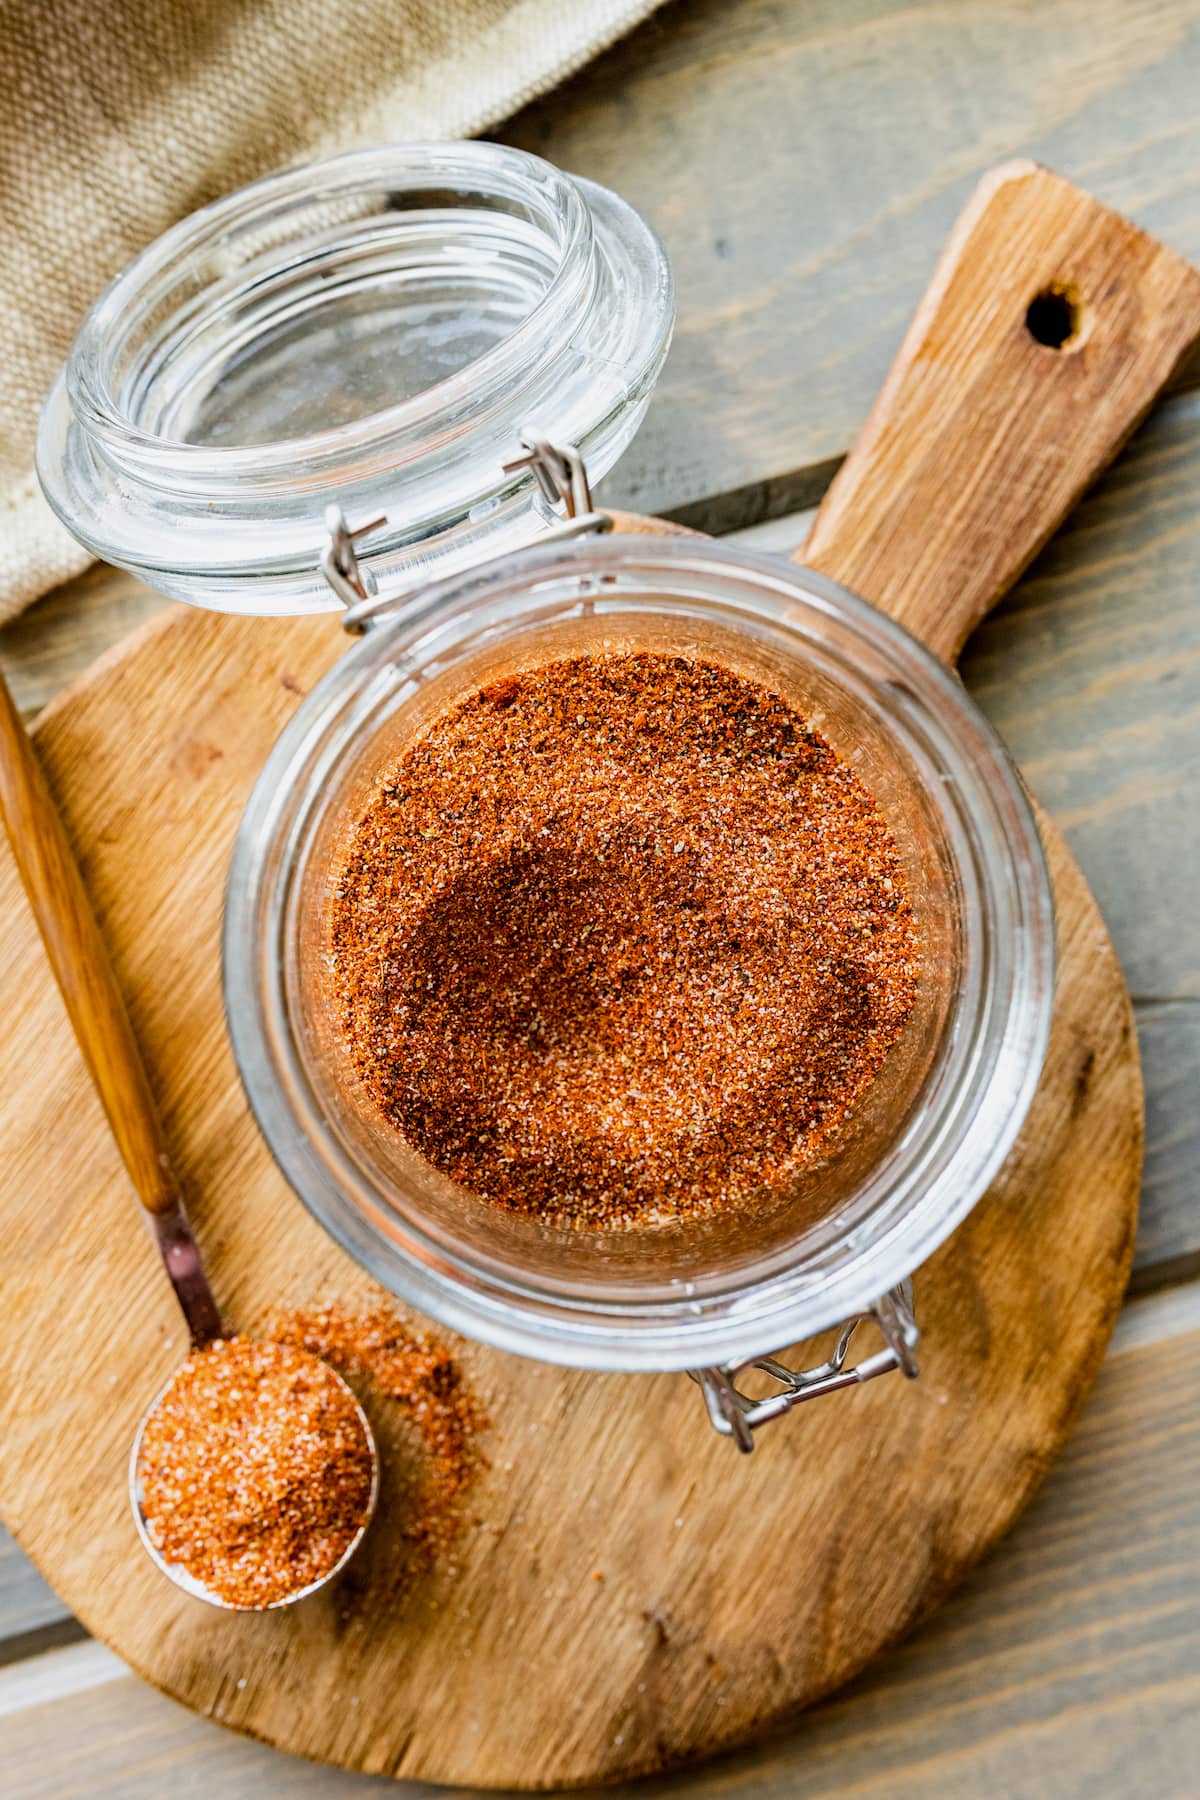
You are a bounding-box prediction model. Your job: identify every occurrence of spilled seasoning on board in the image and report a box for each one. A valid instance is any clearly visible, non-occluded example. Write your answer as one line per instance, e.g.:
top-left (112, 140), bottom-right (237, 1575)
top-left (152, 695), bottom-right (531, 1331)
top-left (269, 1297), bottom-right (488, 1592)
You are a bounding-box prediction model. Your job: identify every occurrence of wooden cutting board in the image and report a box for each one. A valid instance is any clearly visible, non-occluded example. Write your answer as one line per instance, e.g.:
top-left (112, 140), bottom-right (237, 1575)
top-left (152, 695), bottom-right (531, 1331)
top-left (0, 163), bottom-right (1195, 1788)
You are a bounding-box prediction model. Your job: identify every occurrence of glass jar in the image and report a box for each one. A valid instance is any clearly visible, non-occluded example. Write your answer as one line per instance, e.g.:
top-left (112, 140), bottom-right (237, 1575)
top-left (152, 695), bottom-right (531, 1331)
top-left (38, 142), bottom-right (673, 612)
top-left (223, 535), bottom-right (1052, 1402)
top-left (40, 142), bottom-right (1054, 1448)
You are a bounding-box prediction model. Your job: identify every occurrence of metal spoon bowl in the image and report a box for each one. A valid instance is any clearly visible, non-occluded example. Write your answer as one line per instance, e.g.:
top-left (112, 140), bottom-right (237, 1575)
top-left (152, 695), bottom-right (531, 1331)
top-left (130, 1352), bottom-right (380, 1610)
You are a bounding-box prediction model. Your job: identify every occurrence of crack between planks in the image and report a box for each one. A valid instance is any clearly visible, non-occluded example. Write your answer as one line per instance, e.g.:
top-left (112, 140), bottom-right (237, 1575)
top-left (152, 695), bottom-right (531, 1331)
top-left (0, 1615), bottom-right (89, 1673)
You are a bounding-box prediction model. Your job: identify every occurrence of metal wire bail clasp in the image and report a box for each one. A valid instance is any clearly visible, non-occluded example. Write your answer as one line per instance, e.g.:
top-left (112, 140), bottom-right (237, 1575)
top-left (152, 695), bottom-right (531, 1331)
top-left (321, 431), bottom-right (611, 632)
top-left (691, 1282), bottom-right (920, 1453)
top-left (322, 504), bottom-right (387, 632)
top-left (501, 428), bottom-right (613, 542)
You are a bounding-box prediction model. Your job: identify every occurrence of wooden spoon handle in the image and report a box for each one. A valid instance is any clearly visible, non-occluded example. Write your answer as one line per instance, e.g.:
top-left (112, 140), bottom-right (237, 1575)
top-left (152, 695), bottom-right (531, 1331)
top-left (799, 160), bottom-right (1200, 665)
top-left (0, 671), bottom-right (221, 1339)
top-left (0, 672), bottom-right (181, 1213)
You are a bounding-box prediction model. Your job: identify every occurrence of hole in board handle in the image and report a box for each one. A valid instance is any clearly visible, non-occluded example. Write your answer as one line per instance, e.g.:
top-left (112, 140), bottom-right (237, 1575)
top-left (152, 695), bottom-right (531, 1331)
top-left (1025, 283), bottom-right (1087, 351)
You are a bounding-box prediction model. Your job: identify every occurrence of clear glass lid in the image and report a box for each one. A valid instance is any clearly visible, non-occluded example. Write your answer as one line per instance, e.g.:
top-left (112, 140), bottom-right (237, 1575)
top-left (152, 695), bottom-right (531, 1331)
top-left (37, 142), bottom-right (674, 614)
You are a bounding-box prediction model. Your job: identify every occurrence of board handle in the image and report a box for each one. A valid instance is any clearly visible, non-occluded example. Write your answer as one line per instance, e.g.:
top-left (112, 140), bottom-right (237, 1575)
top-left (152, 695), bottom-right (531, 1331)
top-left (798, 161), bottom-right (1200, 665)
top-left (0, 672), bottom-right (221, 1342)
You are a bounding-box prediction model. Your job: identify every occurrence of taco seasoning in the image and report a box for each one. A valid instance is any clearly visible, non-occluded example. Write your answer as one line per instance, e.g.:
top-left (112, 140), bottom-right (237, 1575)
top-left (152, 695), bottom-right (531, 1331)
top-left (136, 1337), bottom-right (375, 1609)
top-left (324, 651), bottom-right (920, 1228)
top-left (270, 1297), bottom-right (489, 1584)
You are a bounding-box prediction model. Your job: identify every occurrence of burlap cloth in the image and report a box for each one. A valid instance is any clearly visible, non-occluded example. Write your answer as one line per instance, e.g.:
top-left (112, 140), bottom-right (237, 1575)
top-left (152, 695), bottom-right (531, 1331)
top-left (0, 0), bottom-right (664, 625)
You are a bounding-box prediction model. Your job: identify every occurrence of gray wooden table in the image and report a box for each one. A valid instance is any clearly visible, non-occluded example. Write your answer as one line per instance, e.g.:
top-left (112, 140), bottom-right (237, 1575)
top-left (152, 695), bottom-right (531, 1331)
top-left (4, 2), bottom-right (1200, 1792)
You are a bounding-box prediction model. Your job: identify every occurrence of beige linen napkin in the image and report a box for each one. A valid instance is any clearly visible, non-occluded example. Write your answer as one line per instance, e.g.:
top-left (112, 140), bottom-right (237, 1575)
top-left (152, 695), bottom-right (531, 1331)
top-left (0, 0), bottom-right (663, 624)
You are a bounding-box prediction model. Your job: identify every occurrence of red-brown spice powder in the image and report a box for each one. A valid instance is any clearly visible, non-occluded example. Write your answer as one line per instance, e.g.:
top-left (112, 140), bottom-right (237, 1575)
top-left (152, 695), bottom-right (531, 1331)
top-left (269, 1298), bottom-right (488, 1587)
top-left (325, 652), bottom-right (920, 1227)
top-left (136, 1337), bottom-right (375, 1610)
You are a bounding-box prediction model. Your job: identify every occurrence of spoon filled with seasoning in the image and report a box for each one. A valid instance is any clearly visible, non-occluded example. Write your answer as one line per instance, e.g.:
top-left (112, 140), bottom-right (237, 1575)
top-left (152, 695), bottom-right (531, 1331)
top-left (0, 669), bottom-right (378, 1610)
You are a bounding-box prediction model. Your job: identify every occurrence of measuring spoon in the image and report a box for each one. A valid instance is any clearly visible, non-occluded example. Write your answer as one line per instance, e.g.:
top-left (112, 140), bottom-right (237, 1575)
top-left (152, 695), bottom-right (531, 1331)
top-left (0, 667), bottom-right (378, 1608)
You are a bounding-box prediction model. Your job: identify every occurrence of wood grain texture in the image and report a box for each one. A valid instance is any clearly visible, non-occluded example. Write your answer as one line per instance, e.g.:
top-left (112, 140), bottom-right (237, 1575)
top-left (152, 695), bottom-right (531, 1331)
top-left (0, 6), bottom-right (1193, 1785)
top-left (11, 377), bottom-right (1199, 1654)
top-left (0, 671), bottom-right (190, 1223)
top-left (957, 391), bottom-right (1200, 1289)
top-left (8, 377), bottom-right (1197, 1671)
top-left (1131, 1003), bottom-right (1200, 1287)
top-left (741, 389), bottom-right (1200, 1290)
top-left (502, 0), bottom-right (1200, 531)
top-left (6, 1309), bottom-right (1200, 1800)
top-left (960, 391), bottom-right (1200, 1005)
top-left (0, 529), bottom-right (1138, 1785)
top-left (799, 163), bottom-right (1200, 660)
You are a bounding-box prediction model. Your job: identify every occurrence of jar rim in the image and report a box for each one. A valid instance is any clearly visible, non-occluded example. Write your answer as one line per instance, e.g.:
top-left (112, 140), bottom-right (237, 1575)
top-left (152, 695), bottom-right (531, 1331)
top-left (37, 142), bottom-right (674, 612)
top-left (223, 534), bottom-right (1056, 1372)
top-left (67, 143), bottom-right (597, 477)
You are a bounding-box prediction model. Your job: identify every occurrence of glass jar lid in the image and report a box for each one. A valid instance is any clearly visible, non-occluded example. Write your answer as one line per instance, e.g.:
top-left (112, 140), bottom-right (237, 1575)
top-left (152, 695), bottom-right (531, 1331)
top-left (37, 142), bottom-right (674, 615)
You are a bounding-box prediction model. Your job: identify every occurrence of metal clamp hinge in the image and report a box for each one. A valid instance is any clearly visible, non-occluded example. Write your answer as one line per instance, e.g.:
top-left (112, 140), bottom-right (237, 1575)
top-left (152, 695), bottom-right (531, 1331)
top-left (499, 429), bottom-right (612, 541)
top-left (690, 1282), bottom-right (919, 1453)
top-left (320, 505), bottom-right (387, 626)
top-left (322, 429), bottom-right (612, 634)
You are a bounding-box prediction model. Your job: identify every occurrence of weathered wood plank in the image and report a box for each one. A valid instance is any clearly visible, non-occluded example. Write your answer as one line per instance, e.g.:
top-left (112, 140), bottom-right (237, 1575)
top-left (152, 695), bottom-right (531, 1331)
top-left (2, 5), bottom-right (1197, 1786)
top-left (0, 1642), bottom-right (122, 1722)
top-left (1111, 1276), bottom-right (1200, 1354)
top-left (950, 388), bottom-right (1200, 1292)
top-left (0, 1537), bottom-right (75, 1659)
top-left (5, 1299), bottom-right (1200, 1798)
top-left (0, 561), bottom-right (164, 724)
top-left (1129, 1001), bottom-right (1200, 1289)
top-left (961, 392), bottom-right (1200, 1005)
top-left (502, 0), bottom-right (1200, 529)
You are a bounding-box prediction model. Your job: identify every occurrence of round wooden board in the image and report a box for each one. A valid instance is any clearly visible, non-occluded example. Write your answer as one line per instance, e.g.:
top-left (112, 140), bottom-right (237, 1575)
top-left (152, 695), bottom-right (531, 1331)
top-left (0, 524), bottom-right (1141, 1788)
